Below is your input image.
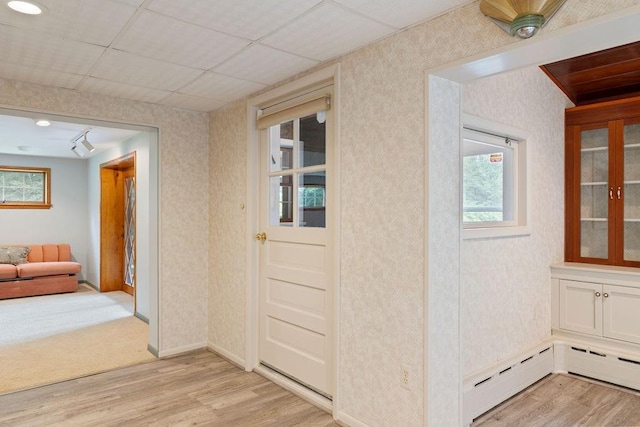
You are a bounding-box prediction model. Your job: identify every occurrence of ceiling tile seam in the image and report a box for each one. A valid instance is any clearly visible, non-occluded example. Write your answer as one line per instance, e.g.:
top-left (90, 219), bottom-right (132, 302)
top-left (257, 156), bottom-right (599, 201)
top-left (247, 0), bottom-right (329, 45)
top-left (207, 41), bottom-right (321, 78)
top-left (171, 69), bottom-right (265, 100)
top-left (0, 21), bottom-right (113, 49)
top-left (324, 0), bottom-right (400, 31)
top-left (141, 7), bottom-right (255, 44)
top-left (72, 0), bottom-right (153, 91)
top-left (105, 46), bottom-right (210, 73)
top-left (168, 91), bottom-right (229, 104)
top-left (0, 58), bottom-right (90, 79)
top-left (77, 75), bottom-right (173, 97)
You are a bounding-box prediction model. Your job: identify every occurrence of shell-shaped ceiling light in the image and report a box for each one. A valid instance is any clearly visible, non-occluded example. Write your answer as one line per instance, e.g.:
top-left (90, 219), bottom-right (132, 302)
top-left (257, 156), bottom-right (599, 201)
top-left (480, 0), bottom-right (567, 38)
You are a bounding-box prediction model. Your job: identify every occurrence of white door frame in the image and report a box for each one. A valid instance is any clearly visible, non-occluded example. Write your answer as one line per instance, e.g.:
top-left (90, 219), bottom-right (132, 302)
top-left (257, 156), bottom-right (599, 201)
top-left (245, 64), bottom-right (341, 415)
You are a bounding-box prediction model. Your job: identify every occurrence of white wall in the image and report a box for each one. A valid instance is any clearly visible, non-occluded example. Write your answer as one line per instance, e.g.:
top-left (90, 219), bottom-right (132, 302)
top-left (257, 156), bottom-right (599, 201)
top-left (0, 154), bottom-right (89, 278)
top-left (87, 130), bottom-right (157, 320)
top-left (460, 67), bottom-right (571, 376)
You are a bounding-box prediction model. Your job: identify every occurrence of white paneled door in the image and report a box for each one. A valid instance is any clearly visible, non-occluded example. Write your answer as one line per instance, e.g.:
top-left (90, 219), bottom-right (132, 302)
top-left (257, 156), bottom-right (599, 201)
top-left (257, 95), bottom-right (333, 397)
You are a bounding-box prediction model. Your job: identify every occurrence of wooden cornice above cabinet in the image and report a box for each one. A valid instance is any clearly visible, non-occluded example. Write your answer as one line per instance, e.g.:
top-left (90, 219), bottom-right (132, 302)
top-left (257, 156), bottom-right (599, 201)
top-left (541, 41), bottom-right (640, 106)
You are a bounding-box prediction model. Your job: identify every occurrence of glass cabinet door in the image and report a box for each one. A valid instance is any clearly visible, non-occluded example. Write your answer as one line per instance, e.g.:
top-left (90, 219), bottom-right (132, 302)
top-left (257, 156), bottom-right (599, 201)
top-left (579, 126), bottom-right (609, 260)
top-left (623, 122), bottom-right (640, 263)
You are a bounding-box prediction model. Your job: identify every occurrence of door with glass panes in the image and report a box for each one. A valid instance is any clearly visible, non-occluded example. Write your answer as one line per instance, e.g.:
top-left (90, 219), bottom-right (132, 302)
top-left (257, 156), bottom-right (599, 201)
top-left (566, 102), bottom-right (640, 267)
top-left (256, 91), bottom-right (333, 397)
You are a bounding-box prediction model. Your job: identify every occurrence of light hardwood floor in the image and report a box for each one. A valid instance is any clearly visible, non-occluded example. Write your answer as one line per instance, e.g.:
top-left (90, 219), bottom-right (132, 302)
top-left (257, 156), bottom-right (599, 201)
top-left (0, 349), bottom-right (338, 427)
top-left (473, 373), bottom-right (640, 426)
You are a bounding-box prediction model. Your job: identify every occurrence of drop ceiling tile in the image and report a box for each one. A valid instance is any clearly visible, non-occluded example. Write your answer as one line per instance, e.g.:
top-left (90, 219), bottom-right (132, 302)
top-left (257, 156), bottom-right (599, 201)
top-left (0, 62), bottom-right (82, 89)
top-left (147, 0), bottom-right (322, 41)
top-left (333, 0), bottom-right (471, 28)
top-left (0, 0), bottom-right (137, 47)
top-left (179, 72), bottom-right (266, 102)
top-left (114, 11), bottom-right (249, 70)
top-left (159, 93), bottom-right (228, 112)
top-left (91, 50), bottom-right (204, 91)
top-left (0, 25), bottom-right (106, 75)
top-left (79, 77), bottom-right (171, 103)
top-left (214, 44), bottom-right (319, 85)
top-left (261, 3), bottom-right (394, 61)
top-left (112, 0), bottom-right (144, 6)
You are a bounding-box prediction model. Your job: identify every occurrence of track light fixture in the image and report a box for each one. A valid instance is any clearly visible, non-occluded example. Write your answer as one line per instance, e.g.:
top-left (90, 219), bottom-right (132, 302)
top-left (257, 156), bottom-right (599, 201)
top-left (480, 0), bottom-right (567, 39)
top-left (81, 135), bottom-right (95, 152)
top-left (71, 144), bottom-right (84, 158)
top-left (69, 127), bottom-right (94, 157)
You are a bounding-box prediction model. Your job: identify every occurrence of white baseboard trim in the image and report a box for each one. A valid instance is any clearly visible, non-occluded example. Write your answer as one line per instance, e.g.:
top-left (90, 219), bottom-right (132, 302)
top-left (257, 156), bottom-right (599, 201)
top-left (335, 410), bottom-right (370, 427)
top-left (254, 364), bottom-right (333, 414)
top-left (158, 341), bottom-right (207, 358)
top-left (464, 336), bottom-right (640, 426)
top-left (207, 342), bottom-right (245, 369)
top-left (462, 340), bottom-right (555, 426)
top-left (555, 340), bottom-right (640, 391)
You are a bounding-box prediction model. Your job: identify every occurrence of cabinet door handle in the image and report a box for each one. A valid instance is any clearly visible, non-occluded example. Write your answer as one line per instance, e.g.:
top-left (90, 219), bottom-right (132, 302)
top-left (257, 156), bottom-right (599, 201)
top-left (595, 291), bottom-right (601, 297)
top-left (603, 292), bottom-right (609, 298)
top-left (617, 187), bottom-right (622, 200)
top-left (609, 187), bottom-right (614, 200)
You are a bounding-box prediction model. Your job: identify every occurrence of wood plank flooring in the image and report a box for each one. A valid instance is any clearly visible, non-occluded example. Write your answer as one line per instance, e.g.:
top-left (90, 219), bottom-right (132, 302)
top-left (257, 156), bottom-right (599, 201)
top-left (0, 349), bottom-right (338, 427)
top-left (473, 373), bottom-right (640, 426)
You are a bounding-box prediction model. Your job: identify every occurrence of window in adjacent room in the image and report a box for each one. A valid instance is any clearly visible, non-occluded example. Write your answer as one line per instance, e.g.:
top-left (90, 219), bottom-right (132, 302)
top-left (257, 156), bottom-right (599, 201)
top-left (0, 166), bottom-right (51, 209)
top-left (462, 115), bottom-right (529, 239)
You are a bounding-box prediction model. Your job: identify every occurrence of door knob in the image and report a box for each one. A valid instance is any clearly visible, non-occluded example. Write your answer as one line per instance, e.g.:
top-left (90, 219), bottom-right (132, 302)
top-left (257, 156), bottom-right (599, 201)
top-left (256, 232), bottom-right (267, 242)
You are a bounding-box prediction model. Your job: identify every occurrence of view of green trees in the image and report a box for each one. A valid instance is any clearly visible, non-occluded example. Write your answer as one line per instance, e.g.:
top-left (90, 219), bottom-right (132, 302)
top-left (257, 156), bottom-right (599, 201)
top-left (0, 171), bottom-right (44, 202)
top-left (463, 153), bottom-right (504, 222)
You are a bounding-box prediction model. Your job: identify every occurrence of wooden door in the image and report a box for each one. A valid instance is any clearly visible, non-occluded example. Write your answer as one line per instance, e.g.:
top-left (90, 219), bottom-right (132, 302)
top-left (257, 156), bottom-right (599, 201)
top-left (100, 153), bottom-right (136, 300)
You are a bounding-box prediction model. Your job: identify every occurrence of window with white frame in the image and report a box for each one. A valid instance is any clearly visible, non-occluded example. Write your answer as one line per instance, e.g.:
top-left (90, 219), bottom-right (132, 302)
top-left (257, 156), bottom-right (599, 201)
top-left (462, 116), bottom-right (529, 238)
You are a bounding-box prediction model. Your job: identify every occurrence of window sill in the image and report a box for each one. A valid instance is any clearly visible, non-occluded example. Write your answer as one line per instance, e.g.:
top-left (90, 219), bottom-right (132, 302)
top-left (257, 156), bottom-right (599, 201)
top-left (0, 203), bottom-right (52, 209)
top-left (463, 225), bottom-right (530, 240)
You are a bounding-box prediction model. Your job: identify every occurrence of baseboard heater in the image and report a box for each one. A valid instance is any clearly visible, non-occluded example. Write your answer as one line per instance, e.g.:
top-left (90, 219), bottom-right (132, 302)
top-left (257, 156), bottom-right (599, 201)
top-left (462, 345), bottom-right (554, 426)
top-left (559, 343), bottom-right (640, 392)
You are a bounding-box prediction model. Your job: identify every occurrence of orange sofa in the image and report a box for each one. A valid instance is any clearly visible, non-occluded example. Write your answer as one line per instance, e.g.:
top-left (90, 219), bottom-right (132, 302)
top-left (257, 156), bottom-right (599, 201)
top-left (0, 244), bottom-right (81, 300)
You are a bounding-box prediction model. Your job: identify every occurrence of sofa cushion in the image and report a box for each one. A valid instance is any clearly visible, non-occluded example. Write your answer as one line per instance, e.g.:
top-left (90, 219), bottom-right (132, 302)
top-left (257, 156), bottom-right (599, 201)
top-left (0, 246), bottom-right (30, 265)
top-left (26, 244), bottom-right (72, 263)
top-left (0, 264), bottom-right (18, 279)
top-left (17, 262), bottom-right (81, 278)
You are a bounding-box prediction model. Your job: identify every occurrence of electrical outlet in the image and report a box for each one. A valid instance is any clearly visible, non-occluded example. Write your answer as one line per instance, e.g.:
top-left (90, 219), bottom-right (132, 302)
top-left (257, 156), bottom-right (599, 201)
top-left (401, 364), bottom-right (410, 390)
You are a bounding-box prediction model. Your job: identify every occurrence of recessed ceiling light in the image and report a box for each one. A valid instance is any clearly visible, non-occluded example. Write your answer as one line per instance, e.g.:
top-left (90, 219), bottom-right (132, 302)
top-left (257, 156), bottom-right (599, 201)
top-left (35, 119), bottom-right (51, 127)
top-left (7, 1), bottom-right (43, 15)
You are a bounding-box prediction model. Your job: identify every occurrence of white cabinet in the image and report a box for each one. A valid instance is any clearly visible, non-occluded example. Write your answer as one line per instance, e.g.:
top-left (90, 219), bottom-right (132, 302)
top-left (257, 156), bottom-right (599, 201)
top-left (558, 278), bottom-right (640, 345)
top-left (603, 284), bottom-right (640, 343)
top-left (559, 280), bottom-right (602, 336)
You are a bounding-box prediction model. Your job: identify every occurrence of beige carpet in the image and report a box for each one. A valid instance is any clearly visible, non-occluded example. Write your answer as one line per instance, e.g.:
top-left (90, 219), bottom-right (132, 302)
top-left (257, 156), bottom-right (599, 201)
top-left (0, 285), bottom-right (156, 394)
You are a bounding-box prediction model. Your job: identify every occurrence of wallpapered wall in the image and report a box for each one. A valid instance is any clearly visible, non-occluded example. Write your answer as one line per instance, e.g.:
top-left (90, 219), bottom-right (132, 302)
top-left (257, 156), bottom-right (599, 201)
top-left (461, 67), bottom-right (572, 376)
top-left (208, 1), bottom-right (640, 426)
top-left (208, 101), bottom-right (248, 358)
top-left (0, 79), bottom-right (210, 353)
